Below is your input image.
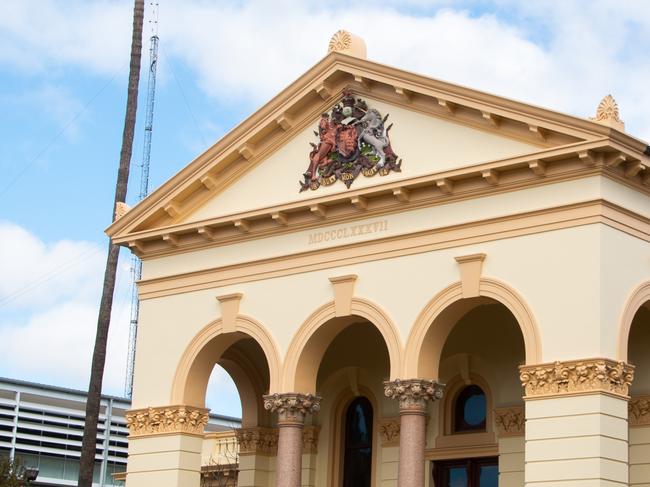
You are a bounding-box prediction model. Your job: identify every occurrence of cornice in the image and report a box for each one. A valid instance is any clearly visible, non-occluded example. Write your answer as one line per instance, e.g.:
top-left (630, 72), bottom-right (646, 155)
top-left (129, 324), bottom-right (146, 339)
top-left (113, 140), bottom-right (650, 258)
top-left (107, 50), bottom-right (648, 242)
top-left (136, 199), bottom-right (650, 300)
top-left (519, 358), bottom-right (634, 399)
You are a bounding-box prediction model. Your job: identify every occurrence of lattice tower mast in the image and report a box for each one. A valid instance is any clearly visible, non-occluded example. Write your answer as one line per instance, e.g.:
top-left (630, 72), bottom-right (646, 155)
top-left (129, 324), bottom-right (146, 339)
top-left (125, 2), bottom-right (159, 397)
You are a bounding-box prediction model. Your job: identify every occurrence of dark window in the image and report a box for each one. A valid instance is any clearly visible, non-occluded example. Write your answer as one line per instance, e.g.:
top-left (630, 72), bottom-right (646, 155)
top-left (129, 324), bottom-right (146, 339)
top-left (433, 457), bottom-right (498, 487)
top-left (342, 397), bottom-right (373, 487)
top-left (453, 385), bottom-right (486, 433)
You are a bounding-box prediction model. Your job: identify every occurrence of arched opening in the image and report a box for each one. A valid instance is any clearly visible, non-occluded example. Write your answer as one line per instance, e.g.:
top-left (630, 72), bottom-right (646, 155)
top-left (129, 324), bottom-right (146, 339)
top-left (626, 299), bottom-right (650, 487)
top-left (428, 299), bottom-right (526, 487)
top-left (282, 298), bottom-right (402, 393)
top-left (628, 303), bottom-right (650, 396)
top-left (298, 316), bottom-right (391, 487)
top-left (171, 318), bottom-right (281, 486)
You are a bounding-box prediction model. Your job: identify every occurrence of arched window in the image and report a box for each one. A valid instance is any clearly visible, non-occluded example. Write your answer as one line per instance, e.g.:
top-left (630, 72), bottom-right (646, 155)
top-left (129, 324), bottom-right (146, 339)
top-left (453, 385), bottom-right (487, 433)
top-left (342, 396), bottom-right (373, 487)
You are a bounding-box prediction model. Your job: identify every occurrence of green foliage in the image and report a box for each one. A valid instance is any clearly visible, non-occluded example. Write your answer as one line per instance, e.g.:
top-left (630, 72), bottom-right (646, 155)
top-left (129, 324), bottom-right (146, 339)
top-left (0, 456), bottom-right (31, 487)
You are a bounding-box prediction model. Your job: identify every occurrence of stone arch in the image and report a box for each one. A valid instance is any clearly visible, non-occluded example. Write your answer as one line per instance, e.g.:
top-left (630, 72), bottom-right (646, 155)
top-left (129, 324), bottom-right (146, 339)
top-left (171, 315), bottom-right (282, 417)
top-left (281, 297), bottom-right (402, 393)
top-left (617, 281), bottom-right (650, 362)
top-left (404, 278), bottom-right (541, 379)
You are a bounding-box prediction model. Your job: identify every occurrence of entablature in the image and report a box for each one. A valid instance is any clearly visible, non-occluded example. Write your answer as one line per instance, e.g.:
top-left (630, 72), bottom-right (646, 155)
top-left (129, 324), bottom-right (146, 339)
top-left (114, 138), bottom-right (650, 259)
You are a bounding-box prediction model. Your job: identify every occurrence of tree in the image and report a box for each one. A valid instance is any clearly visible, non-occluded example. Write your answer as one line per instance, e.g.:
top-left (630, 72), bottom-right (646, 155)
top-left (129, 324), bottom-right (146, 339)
top-left (77, 1), bottom-right (144, 485)
top-left (200, 445), bottom-right (239, 487)
top-left (0, 456), bottom-right (32, 487)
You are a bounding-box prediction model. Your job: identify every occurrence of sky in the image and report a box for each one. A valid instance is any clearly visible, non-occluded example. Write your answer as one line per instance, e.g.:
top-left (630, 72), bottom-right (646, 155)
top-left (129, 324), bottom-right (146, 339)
top-left (1, 0), bottom-right (649, 419)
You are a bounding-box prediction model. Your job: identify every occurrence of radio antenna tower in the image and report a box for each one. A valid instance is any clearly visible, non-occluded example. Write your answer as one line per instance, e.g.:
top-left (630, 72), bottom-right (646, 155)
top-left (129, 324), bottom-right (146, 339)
top-left (125, 2), bottom-right (159, 397)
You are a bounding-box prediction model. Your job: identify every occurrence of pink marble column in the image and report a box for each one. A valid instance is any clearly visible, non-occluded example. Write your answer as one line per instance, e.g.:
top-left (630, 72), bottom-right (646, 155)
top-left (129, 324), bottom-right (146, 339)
top-left (384, 379), bottom-right (444, 487)
top-left (263, 393), bottom-right (321, 487)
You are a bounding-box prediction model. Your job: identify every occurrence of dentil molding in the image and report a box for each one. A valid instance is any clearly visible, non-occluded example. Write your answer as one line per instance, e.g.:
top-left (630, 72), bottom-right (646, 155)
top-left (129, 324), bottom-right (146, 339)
top-left (126, 405), bottom-right (210, 437)
top-left (384, 379), bottom-right (445, 410)
top-left (519, 359), bottom-right (634, 398)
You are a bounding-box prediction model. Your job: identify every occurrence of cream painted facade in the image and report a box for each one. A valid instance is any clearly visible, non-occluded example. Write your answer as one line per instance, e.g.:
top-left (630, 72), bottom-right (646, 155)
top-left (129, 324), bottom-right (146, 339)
top-left (109, 32), bottom-right (650, 487)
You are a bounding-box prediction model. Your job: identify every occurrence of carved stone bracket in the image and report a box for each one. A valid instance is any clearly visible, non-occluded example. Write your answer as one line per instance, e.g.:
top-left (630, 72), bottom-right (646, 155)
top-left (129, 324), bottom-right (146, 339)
top-left (494, 407), bottom-right (525, 437)
top-left (263, 393), bottom-right (322, 423)
top-left (519, 359), bottom-right (634, 398)
top-left (235, 427), bottom-right (278, 455)
top-left (126, 405), bottom-right (210, 437)
top-left (629, 395), bottom-right (650, 427)
top-left (384, 379), bottom-right (445, 411)
top-left (378, 417), bottom-right (401, 446)
top-left (302, 425), bottom-right (321, 454)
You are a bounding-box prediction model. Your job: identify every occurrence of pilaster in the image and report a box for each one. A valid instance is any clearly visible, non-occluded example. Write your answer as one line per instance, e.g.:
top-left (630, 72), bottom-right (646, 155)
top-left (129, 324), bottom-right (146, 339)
top-left (520, 359), bottom-right (634, 487)
top-left (124, 405), bottom-right (209, 487)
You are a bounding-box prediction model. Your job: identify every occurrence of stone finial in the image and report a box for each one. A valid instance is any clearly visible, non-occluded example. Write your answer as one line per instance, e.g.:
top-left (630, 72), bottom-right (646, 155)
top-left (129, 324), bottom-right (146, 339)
top-left (263, 393), bottom-right (321, 423)
top-left (590, 94), bottom-right (625, 131)
top-left (327, 30), bottom-right (367, 59)
top-left (114, 201), bottom-right (131, 221)
top-left (384, 379), bottom-right (445, 411)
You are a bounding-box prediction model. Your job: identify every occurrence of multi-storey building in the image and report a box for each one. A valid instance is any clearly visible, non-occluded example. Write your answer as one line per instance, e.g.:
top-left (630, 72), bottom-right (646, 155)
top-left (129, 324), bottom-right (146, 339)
top-left (0, 377), bottom-right (240, 486)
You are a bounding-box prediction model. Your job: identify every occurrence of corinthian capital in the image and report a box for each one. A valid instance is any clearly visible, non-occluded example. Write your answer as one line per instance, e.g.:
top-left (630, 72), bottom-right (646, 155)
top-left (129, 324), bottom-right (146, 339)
top-left (519, 358), bottom-right (634, 398)
top-left (125, 405), bottom-right (210, 437)
top-left (384, 379), bottom-right (444, 411)
top-left (263, 393), bottom-right (321, 423)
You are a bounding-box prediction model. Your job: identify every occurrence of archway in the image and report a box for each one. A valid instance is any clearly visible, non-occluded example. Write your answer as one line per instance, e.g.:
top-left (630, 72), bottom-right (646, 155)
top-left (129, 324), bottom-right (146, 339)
top-left (171, 315), bottom-right (281, 426)
top-left (282, 298), bottom-right (402, 393)
top-left (623, 283), bottom-right (650, 487)
top-left (405, 279), bottom-right (540, 379)
top-left (405, 279), bottom-right (534, 487)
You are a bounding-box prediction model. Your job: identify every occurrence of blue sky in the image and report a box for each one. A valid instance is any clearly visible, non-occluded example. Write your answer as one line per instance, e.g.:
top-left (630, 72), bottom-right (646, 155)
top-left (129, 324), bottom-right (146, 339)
top-left (1, 0), bottom-right (649, 418)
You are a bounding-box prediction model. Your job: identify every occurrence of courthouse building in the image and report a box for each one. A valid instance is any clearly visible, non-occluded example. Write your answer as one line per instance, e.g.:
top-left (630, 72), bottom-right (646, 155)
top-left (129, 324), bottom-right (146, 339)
top-left (107, 32), bottom-right (650, 487)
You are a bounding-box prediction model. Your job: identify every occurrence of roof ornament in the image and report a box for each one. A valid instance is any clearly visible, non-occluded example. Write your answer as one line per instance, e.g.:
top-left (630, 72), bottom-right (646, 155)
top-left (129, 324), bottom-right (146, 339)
top-left (590, 94), bottom-right (624, 131)
top-left (328, 30), bottom-right (367, 59)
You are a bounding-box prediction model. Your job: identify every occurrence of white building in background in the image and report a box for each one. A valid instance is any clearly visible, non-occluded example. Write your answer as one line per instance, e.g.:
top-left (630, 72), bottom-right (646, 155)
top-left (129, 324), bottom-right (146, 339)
top-left (0, 377), bottom-right (240, 486)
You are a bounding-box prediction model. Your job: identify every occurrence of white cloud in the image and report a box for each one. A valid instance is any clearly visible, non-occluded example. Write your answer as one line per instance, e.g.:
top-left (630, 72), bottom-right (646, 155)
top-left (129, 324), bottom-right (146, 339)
top-left (0, 221), bottom-right (104, 310)
top-left (0, 222), bottom-right (131, 396)
top-left (159, 0), bottom-right (650, 141)
top-left (0, 0), bottom-right (132, 74)
top-left (1, 1), bottom-right (648, 140)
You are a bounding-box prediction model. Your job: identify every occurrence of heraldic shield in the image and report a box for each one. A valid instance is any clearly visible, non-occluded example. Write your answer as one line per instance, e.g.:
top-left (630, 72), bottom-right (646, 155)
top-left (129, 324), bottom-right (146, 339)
top-left (300, 90), bottom-right (402, 192)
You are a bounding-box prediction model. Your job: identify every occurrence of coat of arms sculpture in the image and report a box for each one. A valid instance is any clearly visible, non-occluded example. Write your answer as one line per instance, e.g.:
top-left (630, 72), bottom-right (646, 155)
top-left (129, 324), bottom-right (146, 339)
top-left (300, 90), bottom-right (402, 192)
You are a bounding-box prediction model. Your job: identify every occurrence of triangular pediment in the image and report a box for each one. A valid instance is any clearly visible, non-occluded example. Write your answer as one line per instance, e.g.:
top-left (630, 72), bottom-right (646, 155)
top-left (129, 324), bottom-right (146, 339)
top-left (107, 50), bottom-right (647, 255)
top-left (182, 96), bottom-right (542, 223)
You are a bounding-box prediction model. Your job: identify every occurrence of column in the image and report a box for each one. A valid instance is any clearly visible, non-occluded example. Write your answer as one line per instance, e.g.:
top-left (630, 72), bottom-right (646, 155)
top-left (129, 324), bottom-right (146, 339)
top-left (384, 379), bottom-right (444, 487)
top-left (520, 359), bottom-right (634, 487)
top-left (125, 405), bottom-right (209, 487)
top-left (263, 393), bottom-right (321, 487)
